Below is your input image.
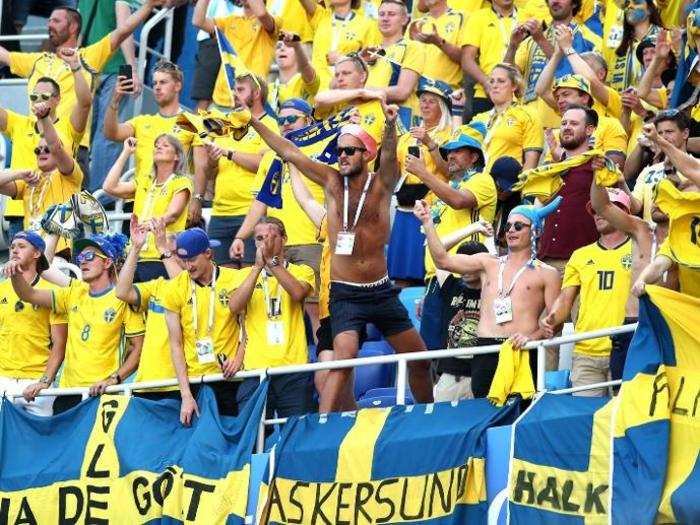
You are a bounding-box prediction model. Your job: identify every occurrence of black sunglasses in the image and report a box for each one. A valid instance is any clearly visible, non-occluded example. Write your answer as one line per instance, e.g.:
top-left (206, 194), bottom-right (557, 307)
top-left (34, 145), bottom-right (50, 155)
top-left (337, 146), bottom-right (367, 156)
top-left (505, 221), bottom-right (531, 232)
top-left (278, 114), bottom-right (303, 125)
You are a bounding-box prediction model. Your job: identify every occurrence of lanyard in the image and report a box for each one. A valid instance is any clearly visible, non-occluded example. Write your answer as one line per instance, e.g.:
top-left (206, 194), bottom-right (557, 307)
top-left (262, 269), bottom-right (284, 319)
top-left (342, 172), bottom-right (374, 232)
top-left (331, 11), bottom-right (353, 51)
top-left (497, 256), bottom-right (529, 298)
top-left (190, 265), bottom-right (217, 339)
top-left (141, 173), bottom-right (175, 220)
top-left (494, 8), bottom-right (516, 44)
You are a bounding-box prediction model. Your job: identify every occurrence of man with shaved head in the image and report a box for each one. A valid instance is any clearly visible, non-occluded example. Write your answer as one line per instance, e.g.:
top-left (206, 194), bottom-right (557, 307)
top-left (248, 101), bottom-right (434, 412)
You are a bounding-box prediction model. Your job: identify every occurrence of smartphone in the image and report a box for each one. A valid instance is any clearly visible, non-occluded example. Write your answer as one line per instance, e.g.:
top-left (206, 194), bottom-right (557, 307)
top-left (118, 64), bottom-right (133, 92)
top-left (408, 145), bottom-right (421, 158)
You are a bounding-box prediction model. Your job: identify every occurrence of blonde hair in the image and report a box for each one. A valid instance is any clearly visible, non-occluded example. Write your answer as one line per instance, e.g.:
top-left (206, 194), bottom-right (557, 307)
top-left (492, 63), bottom-right (524, 99)
top-left (152, 133), bottom-right (186, 175)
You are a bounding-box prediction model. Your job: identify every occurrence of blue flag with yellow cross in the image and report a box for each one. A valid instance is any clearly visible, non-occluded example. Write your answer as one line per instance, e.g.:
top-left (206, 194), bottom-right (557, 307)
top-left (259, 398), bottom-right (519, 524)
top-left (0, 382), bottom-right (268, 524)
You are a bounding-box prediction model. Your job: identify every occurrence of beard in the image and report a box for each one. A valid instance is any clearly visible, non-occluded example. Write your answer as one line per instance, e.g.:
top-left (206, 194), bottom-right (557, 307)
top-left (339, 162), bottom-right (363, 177)
top-left (560, 132), bottom-right (587, 150)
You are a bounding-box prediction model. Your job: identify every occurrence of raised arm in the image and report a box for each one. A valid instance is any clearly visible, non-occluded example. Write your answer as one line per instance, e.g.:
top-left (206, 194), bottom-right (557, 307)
top-left (229, 254), bottom-right (264, 314)
top-left (404, 154), bottom-right (478, 209)
top-left (57, 48), bottom-right (93, 134)
top-left (589, 177), bottom-right (640, 235)
top-left (414, 200), bottom-right (489, 275)
top-left (248, 0), bottom-right (276, 34)
top-left (289, 164), bottom-right (326, 228)
top-left (110, 0), bottom-right (163, 52)
top-left (264, 229), bottom-right (311, 302)
top-left (378, 103), bottom-right (400, 189)
top-left (440, 219), bottom-right (493, 251)
top-left (556, 27), bottom-right (609, 107)
top-left (314, 89), bottom-right (381, 112)
top-left (36, 105), bottom-right (74, 175)
top-left (103, 76), bottom-right (136, 141)
top-left (644, 124), bottom-right (700, 186)
top-left (9, 267), bottom-right (53, 308)
top-left (192, 0), bottom-right (216, 34)
top-left (115, 217), bottom-right (145, 306)
top-left (287, 37), bottom-right (316, 86)
top-left (103, 138), bottom-right (137, 199)
top-left (249, 116), bottom-right (336, 186)
top-left (116, 1), bottom-right (141, 94)
top-left (534, 45), bottom-right (561, 111)
top-left (638, 30), bottom-right (671, 105)
top-left (0, 169), bottom-right (35, 197)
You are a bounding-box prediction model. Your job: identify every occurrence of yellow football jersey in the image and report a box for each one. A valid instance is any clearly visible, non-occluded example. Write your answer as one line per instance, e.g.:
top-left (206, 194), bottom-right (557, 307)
top-left (268, 72), bottom-right (320, 111)
top-left (238, 263), bottom-right (316, 369)
top-left (126, 112), bottom-right (197, 186)
top-left (415, 9), bottom-right (469, 89)
top-left (252, 150), bottom-right (326, 246)
top-left (133, 174), bottom-right (193, 261)
top-left (318, 219), bottom-right (331, 320)
top-left (132, 277), bottom-right (177, 391)
top-left (211, 112), bottom-right (280, 217)
top-left (424, 169), bottom-right (497, 279)
top-left (8, 35), bottom-right (113, 148)
top-left (160, 267), bottom-right (245, 377)
top-left (655, 179), bottom-right (700, 269)
top-left (563, 238), bottom-right (633, 356)
top-left (397, 126), bottom-right (452, 186)
top-left (658, 239), bottom-right (700, 298)
top-left (52, 280), bottom-right (145, 387)
top-left (0, 277), bottom-right (66, 378)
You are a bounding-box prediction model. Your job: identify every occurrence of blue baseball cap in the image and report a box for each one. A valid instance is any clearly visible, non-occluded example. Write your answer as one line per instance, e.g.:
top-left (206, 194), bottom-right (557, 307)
top-left (279, 98), bottom-right (313, 116)
top-left (74, 234), bottom-right (119, 261)
top-left (491, 156), bottom-right (522, 192)
top-left (175, 228), bottom-right (221, 259)
top-left (12, 231), bottom-right (50, 273)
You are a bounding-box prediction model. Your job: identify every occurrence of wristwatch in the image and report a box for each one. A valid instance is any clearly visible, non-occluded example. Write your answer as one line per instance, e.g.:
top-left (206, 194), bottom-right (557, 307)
top-left (225, 150), bottom-right (234, 161)
top-left (268, 255), bottom-right (280, 267)
top-left (160, 250), bottom-right (173, 260)
top-left (564, 47), bottom-right (576, 56)
top-left (39, 374), bottom-right (51, 385)
top-left (70, 64), bottom-right (82, 72)
top-left (109, 373), bottom-right (122, 384)
top-left (193, 193), bottom-right (205, 203)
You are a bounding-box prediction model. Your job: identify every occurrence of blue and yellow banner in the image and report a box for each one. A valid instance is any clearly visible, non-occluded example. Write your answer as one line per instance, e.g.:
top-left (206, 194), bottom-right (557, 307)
top-left (0, 382), bottom-right (268, 524)
top-left (260, 399), bottom-right (519, 524)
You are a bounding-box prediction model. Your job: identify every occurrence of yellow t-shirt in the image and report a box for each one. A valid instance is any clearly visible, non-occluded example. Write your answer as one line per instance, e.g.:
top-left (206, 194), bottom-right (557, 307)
top-left (211, 112), bottom-right (279, 216)
top-left (253, 151), bottom-right (326, 246)
top-left (309, 8), bottom-right (380, 86)
top-left (415, 9), bottom-right (469, 89)
top-left (1, 111), bottom-right (83, 217)
top-left (314, 99), bottom-right (386, 148)
top-left (133, 173), bottom-right (193, 261)
top-left (238, 263), bottom-right (315, 369)
top-left (9, 35), bottom-right (114, 148)
top-left (592, 86), bottom-right (623, 120)
top-left (366, 38), bottom-right (425, 127)
top-left (318, 218), bottom-right (330, 320)
top-left (132, 277), bottom-right (177, 390)
top-left (472, 104), bottom-right (543, 172)
top-left (563, 238), bottom-right (633, 356)
top-left (654, 179), bottom-right (700, 269)
top-left (52, 280), bottom-right (145, 387)
top-left (632, 162), bottom-right (666, 222)
top-left (397, 126), bottom-right (452, 186)
top-left (463, 7), bottom-right (520, 99)
top-left (212, 14), bottom-right (281, 107)
top-left (658, 0), bottom-right (684, 28)
top-left (127, 112), bottom-right (197, 186)
top-left (658, 239), bottom-right (700, 298)
top-left (0, 277), bottom-right (66, 378)
top-left (268, 72), bottom-right (321, 111)
top-left (601, 0), bottom-right (623, 70)
top-left (515, 0), bottom-right (595, 24)
top-left (424, 169), bottom-right (497, 279)
top-left (447, 0), bottom-right (484, 13)
top-left (160, 267), bottom-right (244, 377)
top-left (267, 0), bottom-right (312, 42)
top-left (15, 162), bottom-right (84, 254)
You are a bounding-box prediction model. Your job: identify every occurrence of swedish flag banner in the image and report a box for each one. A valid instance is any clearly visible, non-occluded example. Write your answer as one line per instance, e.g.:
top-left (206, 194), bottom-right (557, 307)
top-left (612, 285), bottom-right (699, 523)
top-left (259, 399), bottom-right (519, 524)
top-left (0, 382), bottom-right (268, 524)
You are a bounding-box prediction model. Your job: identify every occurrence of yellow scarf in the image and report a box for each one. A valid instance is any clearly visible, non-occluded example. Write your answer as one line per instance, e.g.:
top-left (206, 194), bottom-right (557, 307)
top-left (655, 179), bottom-right (700, 269)
top-left (512, 149), bottom-right (620, 199)
top-left (175, 108), bottom-right (252, 140)
top-left (487, 340), bottom-right (535, 407)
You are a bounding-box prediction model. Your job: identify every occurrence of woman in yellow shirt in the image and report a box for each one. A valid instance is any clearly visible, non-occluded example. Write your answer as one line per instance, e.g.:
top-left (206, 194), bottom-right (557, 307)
top-left (471, 63), bottom-right (543, 173)
top-left (607, 0), bottom-right (663, 92)
top-left (389, 79), bottom-right (454, 285)
top-left (102, 134), bottom-right (192, 282)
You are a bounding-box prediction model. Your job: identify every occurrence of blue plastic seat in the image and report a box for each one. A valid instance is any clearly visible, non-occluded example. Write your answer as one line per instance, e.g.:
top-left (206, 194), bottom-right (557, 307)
top-left (545, 369), bottom-right (571, 391)
top-left (358, 396), bottom-right (399, 408)
top-left (361, 340), bottom-right (393, 356)
top-left (365, 323), bottom-right (383, 341)
top-left (360, 387), bottom-right (414, 404)
top-left (354, 349), bottom-right (393, 398)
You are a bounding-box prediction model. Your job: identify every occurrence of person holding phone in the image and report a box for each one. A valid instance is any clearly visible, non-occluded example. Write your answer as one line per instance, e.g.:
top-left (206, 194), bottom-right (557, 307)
top-left (268, 31), bottom-right (320, 112)
top-left (389, 79), bottom-right (454, 286)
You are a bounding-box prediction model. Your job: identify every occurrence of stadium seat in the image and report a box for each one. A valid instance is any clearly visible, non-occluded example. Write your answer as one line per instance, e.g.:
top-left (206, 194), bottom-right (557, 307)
top-left (360, 387), bottom-right (414, 404)
top-left (361, 340), bottom-right (393, 355)
top-left (545, 370), bottom-right (571, 391)
top-left (398, 286), bottom-right (425, 330)
top-left (357, 396), bottom-right (399, 408)
top-left (308, 344), bottom-right (318, 363)
top-left (365, 323), bottom-right (382, 341)
top-left (354, 349), bottom-right (393, 399)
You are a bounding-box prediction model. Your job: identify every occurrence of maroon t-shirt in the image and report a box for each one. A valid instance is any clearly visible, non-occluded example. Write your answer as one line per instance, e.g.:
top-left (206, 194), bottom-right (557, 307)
top-left (538, 161), bottom-right (598, 260)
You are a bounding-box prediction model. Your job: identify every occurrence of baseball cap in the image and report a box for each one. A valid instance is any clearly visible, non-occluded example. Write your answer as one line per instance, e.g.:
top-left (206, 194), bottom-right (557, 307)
top-left (73, 234), bottom-right (121, 261)
top-left (586, 188), bottom-right (631, 215)
top-left (339, 124), bottom-right (378, 161)
top-left (279, 98), bottom-right (313, 116)
top-left (490, 156), bottom-right (522, 192)
top-left (552, 74), bottom-right (592, 97)
top-left (12, 231), bottom-right (50, 273)
top-left (416, 77), bottom-right (453, 108)
top-left (175, 228), bottom-right (221, 259)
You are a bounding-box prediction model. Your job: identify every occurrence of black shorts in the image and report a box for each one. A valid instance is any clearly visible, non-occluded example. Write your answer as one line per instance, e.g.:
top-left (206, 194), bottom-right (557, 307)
top-left (190, 38), bottom-right (222, 101)
top-left (610, 317), bottom-right (637, 382)
top-left (470, 337), bottom-right (515, 398)
top-left (329, 279), bottom-right (414, 339)
top-left (316, 316), bottom-right (367, 355)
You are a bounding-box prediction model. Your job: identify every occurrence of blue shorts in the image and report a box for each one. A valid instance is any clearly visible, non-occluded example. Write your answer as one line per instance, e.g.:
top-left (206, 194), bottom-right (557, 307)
top-left (207, 215), bottom-right (256, 265)
top-left (329, 278), bottom-right (414, 339)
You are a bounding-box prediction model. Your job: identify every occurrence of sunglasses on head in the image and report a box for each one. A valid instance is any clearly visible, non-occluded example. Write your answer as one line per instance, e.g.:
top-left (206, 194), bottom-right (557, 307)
top-left (33, 145), bottom-right (50, 155)
top-left (154, 60), bottom-right (181, 72)
top-left (76, 251), bottom-right (108, 264)
top-left (29, 92), bottom-right (53, 102)
top-left (337, 146), bottom-right (367, 157)
top-left (278, 114), bottom-right (304, 125)
top-left (505, 221), bottom-right (531, 232)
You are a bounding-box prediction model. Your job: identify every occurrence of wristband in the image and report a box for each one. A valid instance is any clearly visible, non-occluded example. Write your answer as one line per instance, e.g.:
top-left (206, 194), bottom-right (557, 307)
top-left (564, 47), bottom-right (575, 56)
top-left (226, 150), bottom-right (234, 161)
top-left (39, 374), bottom-right (51, 385)
top-left (109, 372), bottom-right (122, 384)
top-left (160, 250), bottom-right (173, 260)
top-left (70, 64), bottom-right (82, 72)
top-left (452, 104), bottom-right (465, 118)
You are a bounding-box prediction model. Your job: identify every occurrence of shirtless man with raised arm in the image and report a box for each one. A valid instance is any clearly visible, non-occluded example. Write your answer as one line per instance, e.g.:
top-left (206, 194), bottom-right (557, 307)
top-left (248, 102), bottom-right (433, 412)
top-left (415, 198), bottom-right (562, 398)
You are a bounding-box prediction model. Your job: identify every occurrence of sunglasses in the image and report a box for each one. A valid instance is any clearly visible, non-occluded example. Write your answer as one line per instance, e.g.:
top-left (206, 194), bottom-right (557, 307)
top-left (76, 251), bottom-right (108, 264)
top-left (277, 32), bottom-right (301, 42)
top-left (278, 114), bottom-right (304, 125)
top-left (505, 221), bottom-right (531, 232)
top-left (337, 146), bottom-right (367, 157)
top-left (29, 92), bottom-right (53, 102)
top-left (33, 145), bottom-right (50, 155)
top-left (154, 60), bottom-right (182, 72)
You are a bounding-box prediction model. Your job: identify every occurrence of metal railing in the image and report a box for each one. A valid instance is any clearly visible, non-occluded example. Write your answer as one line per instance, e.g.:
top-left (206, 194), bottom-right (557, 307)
top-left (6, 323), bottom-right (638, 452)
top-left (134, 6), bottom-right (174, 116)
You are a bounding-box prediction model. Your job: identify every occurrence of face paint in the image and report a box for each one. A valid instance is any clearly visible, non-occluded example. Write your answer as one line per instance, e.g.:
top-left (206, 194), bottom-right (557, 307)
top-left (625, 7), bottom-right (648, 24)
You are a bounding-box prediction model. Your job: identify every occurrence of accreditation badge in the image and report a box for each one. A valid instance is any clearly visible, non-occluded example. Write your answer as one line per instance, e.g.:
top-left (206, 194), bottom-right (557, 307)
top-left (195, 337), bottom-right (215, 364)
top-left (493, 297), bottom-right (513, 325)
top-left (267, 321), bottom-right (284, 346)
top-left (335, 232), bottom-right (356, 255)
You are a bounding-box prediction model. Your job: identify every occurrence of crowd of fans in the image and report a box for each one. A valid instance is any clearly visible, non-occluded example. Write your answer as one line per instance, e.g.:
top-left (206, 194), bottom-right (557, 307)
top-left (0, 0), bottom-right (698, 425)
